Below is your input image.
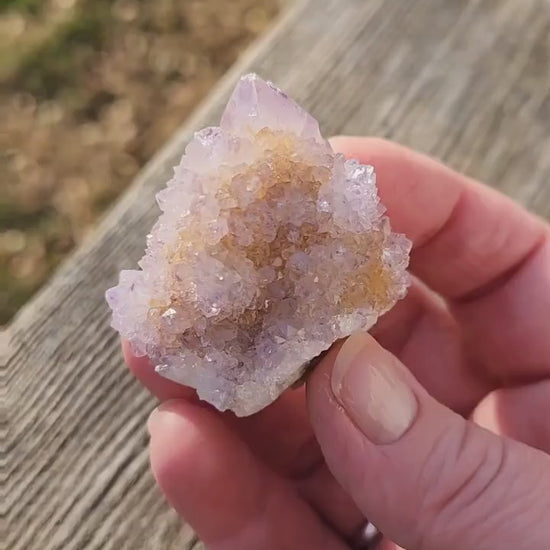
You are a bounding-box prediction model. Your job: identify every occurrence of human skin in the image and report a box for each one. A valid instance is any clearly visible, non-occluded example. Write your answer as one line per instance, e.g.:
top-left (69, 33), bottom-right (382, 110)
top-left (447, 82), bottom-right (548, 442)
top-left (125, 137), bottom-right (550, 550)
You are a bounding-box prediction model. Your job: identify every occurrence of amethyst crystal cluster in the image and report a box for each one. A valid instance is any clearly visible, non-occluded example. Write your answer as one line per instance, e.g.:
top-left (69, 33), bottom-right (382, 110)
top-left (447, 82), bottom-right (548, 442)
top-left (106, 74), bottom-right (411, 416)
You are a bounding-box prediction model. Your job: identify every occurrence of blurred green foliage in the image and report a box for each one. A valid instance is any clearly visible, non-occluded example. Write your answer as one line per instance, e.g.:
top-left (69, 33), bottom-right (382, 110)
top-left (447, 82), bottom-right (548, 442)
top-left (14, 11), bottom-right (107, 99)
top-left (0, 0), bottom-right (43, 15)
top-left (1, 0), bottom-right (278, 325)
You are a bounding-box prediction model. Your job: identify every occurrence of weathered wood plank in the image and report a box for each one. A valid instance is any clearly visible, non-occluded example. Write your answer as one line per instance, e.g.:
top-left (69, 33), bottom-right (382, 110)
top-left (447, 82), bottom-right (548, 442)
top-left (4, 0), bottom-right (550, 548)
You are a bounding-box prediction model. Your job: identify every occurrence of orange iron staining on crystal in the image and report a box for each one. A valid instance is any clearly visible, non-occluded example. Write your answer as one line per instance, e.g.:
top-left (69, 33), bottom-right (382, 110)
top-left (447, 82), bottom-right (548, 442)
top-left (106, 74), bottom-right (411, 416)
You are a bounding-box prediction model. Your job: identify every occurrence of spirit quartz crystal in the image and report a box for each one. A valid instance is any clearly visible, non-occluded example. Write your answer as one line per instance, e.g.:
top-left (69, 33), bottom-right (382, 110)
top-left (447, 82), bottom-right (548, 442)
top-left (106, 74), bottom-right (411, 416)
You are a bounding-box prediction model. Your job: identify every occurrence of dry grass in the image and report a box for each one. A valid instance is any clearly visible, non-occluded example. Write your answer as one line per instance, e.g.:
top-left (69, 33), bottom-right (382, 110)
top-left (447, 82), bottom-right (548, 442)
top-left (0, 0), bottom-right (280, 324)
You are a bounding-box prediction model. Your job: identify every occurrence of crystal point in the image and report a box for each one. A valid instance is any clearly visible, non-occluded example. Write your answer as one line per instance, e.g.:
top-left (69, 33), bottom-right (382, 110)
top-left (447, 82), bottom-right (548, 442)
top-left (221, 73), bottom-right (323, 143)
top-left (106, 74), bottom-right (411, 416)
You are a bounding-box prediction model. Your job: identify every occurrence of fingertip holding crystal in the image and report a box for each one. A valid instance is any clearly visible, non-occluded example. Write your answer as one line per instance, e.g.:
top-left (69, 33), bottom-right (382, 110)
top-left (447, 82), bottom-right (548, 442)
top-left (106, 74), bottom-right (411, 416)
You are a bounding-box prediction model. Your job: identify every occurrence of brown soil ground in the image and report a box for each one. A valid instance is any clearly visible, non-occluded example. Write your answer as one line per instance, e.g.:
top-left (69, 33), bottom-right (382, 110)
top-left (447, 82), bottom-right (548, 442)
top-left (0, 0), bottom-right (280, 324)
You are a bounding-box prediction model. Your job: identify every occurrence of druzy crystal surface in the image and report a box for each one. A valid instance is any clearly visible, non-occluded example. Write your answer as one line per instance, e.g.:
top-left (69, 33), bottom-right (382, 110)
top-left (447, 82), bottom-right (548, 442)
top-left (106, 74), bottom-right (411, 416)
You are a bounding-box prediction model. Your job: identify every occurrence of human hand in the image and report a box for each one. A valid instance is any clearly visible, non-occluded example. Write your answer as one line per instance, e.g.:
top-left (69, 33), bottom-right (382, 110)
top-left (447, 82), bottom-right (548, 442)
top-left (126, 137), bottom-right (550, 550)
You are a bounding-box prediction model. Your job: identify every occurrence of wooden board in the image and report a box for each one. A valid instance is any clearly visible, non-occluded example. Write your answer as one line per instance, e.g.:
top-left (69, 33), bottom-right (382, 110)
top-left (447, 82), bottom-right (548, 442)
top-left (4, 0), bottom-right (550, 548)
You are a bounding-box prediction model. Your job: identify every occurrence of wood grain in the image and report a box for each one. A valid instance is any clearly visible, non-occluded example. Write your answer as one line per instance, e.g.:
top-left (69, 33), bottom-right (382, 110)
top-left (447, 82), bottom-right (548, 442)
top-left (4, 0), bottom-right (550, 548)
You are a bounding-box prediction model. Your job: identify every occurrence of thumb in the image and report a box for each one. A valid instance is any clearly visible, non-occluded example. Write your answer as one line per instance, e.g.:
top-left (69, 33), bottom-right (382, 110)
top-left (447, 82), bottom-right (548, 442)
top-left (307, 332), bottom-right (550, 550)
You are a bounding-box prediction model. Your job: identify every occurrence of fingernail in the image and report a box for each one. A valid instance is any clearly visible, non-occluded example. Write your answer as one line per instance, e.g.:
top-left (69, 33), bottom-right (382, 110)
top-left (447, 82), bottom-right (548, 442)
top-left (331, 332), bottom-right (418, 444)
top-left (147, 400), bottom-right (183, 436)
top-left (147, 406), bottom-right (160, 435)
